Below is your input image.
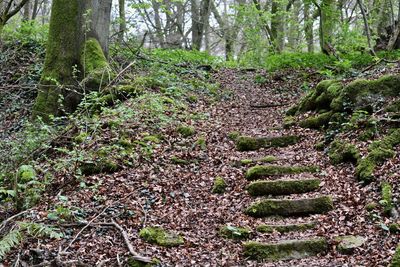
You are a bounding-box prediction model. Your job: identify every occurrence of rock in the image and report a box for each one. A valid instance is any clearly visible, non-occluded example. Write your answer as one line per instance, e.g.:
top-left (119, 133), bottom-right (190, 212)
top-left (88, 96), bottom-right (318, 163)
top-left (139, 227), bottom-right (184, 247)
top-left (335, 235), bottom-right (366, 254)
top-left (235, 135), bottom-right (300, 151)
top-left (246, 178), bottom-right (320, 196)
top-left (219, 225), bottom-right (251, 240)
top-left (212, 176), bottom-right (227, 194)
top-left (256, 222), bottom-right (316, 233)
top-left (245, 165), bottom-right (318, 181)
top-left (243, 238), bottom-right (328, 261)
top-left (299, 111), bottom-right (333, 129)
top-left (245, 196), bottom-right (333, 217)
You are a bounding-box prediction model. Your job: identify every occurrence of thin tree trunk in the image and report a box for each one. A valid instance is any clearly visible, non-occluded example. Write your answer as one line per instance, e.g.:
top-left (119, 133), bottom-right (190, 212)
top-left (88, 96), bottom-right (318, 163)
top-left (118, 0), bottom-right (126, 43)
top-left (357, 0), bottom-right (376, 55)
top-left (31, 0), bottom-right (39, 20)
top-left (304, 0), bottom-right (314, 52)
top-left (23, 0), bottom-right (31, 21)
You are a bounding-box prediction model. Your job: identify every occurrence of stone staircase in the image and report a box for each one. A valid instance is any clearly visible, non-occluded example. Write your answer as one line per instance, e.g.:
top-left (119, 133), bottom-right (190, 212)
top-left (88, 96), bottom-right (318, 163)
top-left (236, 135), bottom-right (334, 262)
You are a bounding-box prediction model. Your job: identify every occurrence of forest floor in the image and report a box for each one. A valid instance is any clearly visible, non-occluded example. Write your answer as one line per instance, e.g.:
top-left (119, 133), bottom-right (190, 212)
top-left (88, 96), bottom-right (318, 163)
top-left (1, 48), bottom-right (400, 266)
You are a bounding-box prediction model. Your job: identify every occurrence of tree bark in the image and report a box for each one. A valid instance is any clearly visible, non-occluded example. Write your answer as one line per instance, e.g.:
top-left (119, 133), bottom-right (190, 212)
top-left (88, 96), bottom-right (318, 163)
top-left (118, 0), bottom-right (126, 43)
top-left (304, 0), bottom-right (314, 52)
top-left (32, 0), bottom-right (112, 120)
top-left (357, 0), bottom-right (376, 55)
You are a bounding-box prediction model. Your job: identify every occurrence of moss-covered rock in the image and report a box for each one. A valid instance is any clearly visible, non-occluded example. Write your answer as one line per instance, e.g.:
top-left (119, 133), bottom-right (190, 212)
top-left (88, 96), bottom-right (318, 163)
top-left (256, 222), bottom-right (316, 233)
top-left (236, 156), bottom-right (277, 166)
top-left (243, 238), bottom-right (328, 261)
top-left (381, 182), bottom-right (393, 215)
top-left (236, 135), bottom-right (300, 151)
top-left (245, 165), bottom-right (318, 180)
top-left (328, 140), bottom-right (360, 165)
top-left (389, 224), bottom-right (400, 234)
top-left (299, 111), bottom-right (333, 129)
top-left (127, 258), bottom-right (160, 267)
top-left (245, 196), bottom-right (333, 217)
top-left (365, 201), bottom-right (378, 211)
top-left (79, 159), bottom-right (119, 175)
top-left (390, 244), bottom-right (400, 267)
top-left (212, 176), bottom-right (227, 194)
top-left (228, 131), bottom-right (241, 141)
top-left (139, 227), bottom-right (184, 247)
top-left (356, 129), bottom-right (400, 183)
top-left (170, 156), bottom-right (190, 165)
top-left (335, 235), bottom-right (366, 254)
top-left (246, 179), bottom-right (320, 196)
top-left (177, 125), bottom-right (196, 137)
top-left (219, 225), bottom-right (251, 240)
top-left (283, 116), bottom-right (296, 129)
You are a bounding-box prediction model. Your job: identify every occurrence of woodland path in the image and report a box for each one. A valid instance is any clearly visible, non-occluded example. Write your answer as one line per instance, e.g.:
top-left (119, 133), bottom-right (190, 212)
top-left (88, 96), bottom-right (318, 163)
top-left (11, 69), bottom-right (397, 266)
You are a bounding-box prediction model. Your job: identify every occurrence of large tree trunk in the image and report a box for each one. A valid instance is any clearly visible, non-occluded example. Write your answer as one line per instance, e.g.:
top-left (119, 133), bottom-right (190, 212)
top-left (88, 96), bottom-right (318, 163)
top-left (191, 0), bottom-right (211, 50)
top-left (271, 0), bottom-right (285, 52)
top-left (32, 0), bottom-right (112, 120)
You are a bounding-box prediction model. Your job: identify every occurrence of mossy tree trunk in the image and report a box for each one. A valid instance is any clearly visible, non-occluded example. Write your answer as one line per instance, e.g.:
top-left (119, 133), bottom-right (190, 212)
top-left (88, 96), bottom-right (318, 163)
top-left (32, 0), bottom-right (112, 121)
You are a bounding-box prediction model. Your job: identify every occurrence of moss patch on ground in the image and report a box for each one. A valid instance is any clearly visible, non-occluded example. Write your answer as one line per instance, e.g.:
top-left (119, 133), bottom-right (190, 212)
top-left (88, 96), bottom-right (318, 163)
top-left (356, 129), bottom-right (400, 183)
top-left (212, 176), bottom-right (227, 194)
top-left (177, 125), bottom-right (196, 137)
top-left (219, 225), bottom-right (251, 240)
top-left (243, 238), bottom-right (328, 261)
top-left (246, 178), bottom-right (320, 196)
top-left (381, 182), bottom-right (393, 215)
top-left (245, 196), bottom-right (333, 217)
top-left (139, 227), bottom-right (184, 247)
top-left (236, 135), bottom-right (300, 151)
top-left (245, 165), bottom-right (318, 180)
top-left (390, 245), bottom-right (400, 267)
top-left (328, 140), bottom-right (360, 165)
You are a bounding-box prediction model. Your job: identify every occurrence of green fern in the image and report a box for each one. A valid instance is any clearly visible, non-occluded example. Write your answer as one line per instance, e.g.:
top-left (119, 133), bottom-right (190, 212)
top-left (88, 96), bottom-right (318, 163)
top-left (0, 229), bottom-right (23, 260)
top-left (0, 222), bottom-right (63, 260)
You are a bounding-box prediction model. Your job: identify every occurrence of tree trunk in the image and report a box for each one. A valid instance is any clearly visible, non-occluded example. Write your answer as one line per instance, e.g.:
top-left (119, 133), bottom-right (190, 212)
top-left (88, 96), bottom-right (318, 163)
top-left (304, 0), bottom-right (314, 52)
top-left (32, 0), bottom-right (112, 121)
top-left (271, 0), bottom-right (285, 52)
top-left (191, 0), bottom-right (211, 50)
top-left (23, 0), bottom-right (31, 21)
top-left (118, 0), bottom-right (126, 43)
top-left (357, 0), bottom-right (376, 55)
top-left (31, 0), bottom-right (39, 20)
top-left (287, 0), bottom-right (301, 50)
top-left (317, 0), bottom-right (338, 55)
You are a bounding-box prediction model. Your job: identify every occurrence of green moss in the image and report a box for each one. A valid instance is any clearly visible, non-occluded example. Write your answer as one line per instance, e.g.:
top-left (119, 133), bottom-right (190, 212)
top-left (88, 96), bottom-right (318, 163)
top-left (212, 176), bottom-right (227, 194)
top-left (170, 156), bottom-right (189, 165)
top-left (80, 159), bottom-right (119, 175)
top-left (246, 179), bottom-right (320, 196)
top-left (260, 156), bottom-right (278, 162)
top-left (128, 258), bottom-right (160, 267)
top-left (390, 245), bottom-right (400, 267)
top-left (365, 202), bottom-right (378, 211)
top-left (356, 129), bottom-right (400, 183)
top-left (385, 100), bottom-right (400, 113)
top-left (245, 165), bottom-right (318, 180)
top-left (187, 94), bottom-right (198, 103)
top-left (18, 165), bottom-right (36, 183)
top-left (74, 132), bottom-right (89, 144)
top-left (283, 116), bottom-right (296, 129)
top-left (389, 224), bottom-right (400, 234)
top-left (143, 135), bottom-right (161, 143)
top-left (299, 111), bottom-right (333, 129)
top-left (240, 159), bottom-right (253, 165)
top-left (355, 158), bottom-right (375, 183)
top-left (219, 225), bottom-right (251, 240)
top-left (195, 137), bottom-right (207, 150)
top-left (381, 182), bottom-right (393, 214)
top-left (177, 125), bottom-right (196, 137)
top-left (328, 140), bottom-right (360, 165)
top-left (228, 131), bottom-right (241, 140)
top-left (256, 222), bottom-right (316, 233)
top-left (245, 196), bottom-right (333, 217)
top-left (315, 141), bottom-right (325, 151)
top-left (139, 227), bottom-right (184, 247)
top-left (236, 135), bottom-right (300, 151)
top-left (243, 238), bottom-right (328, 261)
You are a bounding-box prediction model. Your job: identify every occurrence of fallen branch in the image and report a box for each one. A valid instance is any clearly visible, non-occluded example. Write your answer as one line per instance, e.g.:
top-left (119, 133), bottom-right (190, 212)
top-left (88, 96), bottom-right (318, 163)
top-left (250, 103), bottom-right (288, 109)
top-left (110, 219), bottom-right (152, 263)
top-left (0, 208), bottom-right (32, 233)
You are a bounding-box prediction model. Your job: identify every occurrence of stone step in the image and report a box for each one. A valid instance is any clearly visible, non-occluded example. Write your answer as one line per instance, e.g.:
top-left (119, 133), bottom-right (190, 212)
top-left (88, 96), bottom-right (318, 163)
top-left (245, 165), bottom-right (318, 180)
top-left (245, 196), bottom-right (333, 217)
top-left (246, 178), bottom-right (320, 196)
top-left (236, 135), bottom-right (300, 151)
top-left (256, 222), bottom-right (317, 233)
top-left (243, 238), bottom-right (328, 261)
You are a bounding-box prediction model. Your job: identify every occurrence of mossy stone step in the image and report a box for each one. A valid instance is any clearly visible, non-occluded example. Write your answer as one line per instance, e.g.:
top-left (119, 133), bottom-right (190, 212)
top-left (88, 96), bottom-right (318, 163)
top-left (256, 222), bottom-right (317, 233)
top-left (245, 165), bottom-right (318, 180)
top-left (236, 135), bottom-right (300, 151)
top-left (245, 196), bottom-right (333, 217)
top-left (246, 178), bottom-right (320, 196)
top-left (243, 238), bottom-right (328, 261)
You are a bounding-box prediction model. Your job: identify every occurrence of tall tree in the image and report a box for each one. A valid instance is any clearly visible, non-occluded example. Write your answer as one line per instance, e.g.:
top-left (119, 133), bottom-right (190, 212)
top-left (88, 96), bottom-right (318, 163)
top-left (304, 0), bottom-right (314, 52)
top-left (0, 0), bottom-right (30, 34)
top-left (32, 0), bottom-right (113, 120)
top-left (191, 0), bottom-right (211, 50)
top-left (118, 0), bottom-right (126, 43)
